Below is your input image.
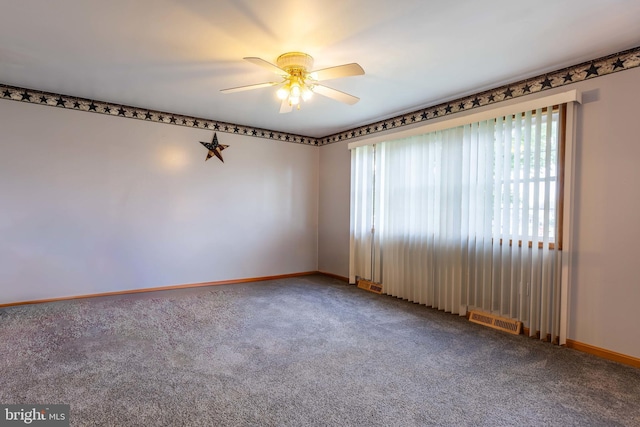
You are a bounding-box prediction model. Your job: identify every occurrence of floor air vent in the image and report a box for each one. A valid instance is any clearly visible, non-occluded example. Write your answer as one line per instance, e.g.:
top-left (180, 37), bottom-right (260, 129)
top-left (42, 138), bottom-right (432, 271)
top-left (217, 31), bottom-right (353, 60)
top-left (469, 310), bottom-right (522, 335)
top-left (357, 279), bottom-right (383, 294)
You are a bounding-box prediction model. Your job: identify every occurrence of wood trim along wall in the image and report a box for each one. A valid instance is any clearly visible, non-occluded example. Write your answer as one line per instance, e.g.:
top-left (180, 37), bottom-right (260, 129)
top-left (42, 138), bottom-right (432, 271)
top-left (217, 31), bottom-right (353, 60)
top-left (318, 271), bottom-right (349, 282)
top-left (0, 271), bottom-right (319, 308)
top-left (566, 339), bottom-right (640, 369)
top-left (557, 104), bottom-right (567, 250)
top-left (519, 328), bottom-right (639, 368)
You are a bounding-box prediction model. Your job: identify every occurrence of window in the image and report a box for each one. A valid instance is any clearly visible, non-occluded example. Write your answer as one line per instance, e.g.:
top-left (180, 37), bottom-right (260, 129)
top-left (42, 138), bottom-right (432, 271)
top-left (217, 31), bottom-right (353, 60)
top-left (350, 102), bottom-right (568, 342)
top-left (495, 108), bottom-right (562, 246)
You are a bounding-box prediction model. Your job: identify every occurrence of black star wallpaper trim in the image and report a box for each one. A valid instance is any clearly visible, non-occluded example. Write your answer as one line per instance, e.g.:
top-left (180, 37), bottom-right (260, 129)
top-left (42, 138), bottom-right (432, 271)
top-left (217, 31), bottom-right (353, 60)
top-left (200, 132), bottom-right (229, 163)
top-left (585, 63), bottom-right (600, 78)
top-left (322, 46), bottom-right (640, 144)
top-left (612, 58), bottom-right (625, 70)
top-left (1, 45), bottom-right (639, 147)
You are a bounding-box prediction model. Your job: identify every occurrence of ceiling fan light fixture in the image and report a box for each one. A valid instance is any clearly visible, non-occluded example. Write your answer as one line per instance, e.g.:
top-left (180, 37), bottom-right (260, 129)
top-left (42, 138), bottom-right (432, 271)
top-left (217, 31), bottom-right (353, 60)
top-left (302, 87), bottom-right (313, 101)
top-left (290, 83), bottom-right (301, 98)
top-left (276, 87), bottom-right (289, 100)
top-left (276, 74), bottom-right (312, 108)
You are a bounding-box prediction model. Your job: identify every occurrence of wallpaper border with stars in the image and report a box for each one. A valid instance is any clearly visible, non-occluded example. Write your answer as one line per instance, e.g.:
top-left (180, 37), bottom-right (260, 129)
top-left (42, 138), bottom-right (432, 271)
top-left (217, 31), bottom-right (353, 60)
top-left (1, 45), bottom-right (638, 147)
top-left (0, 86), bottom-right (316, 146)
top-left (318, 45), bottom-right (640, 145)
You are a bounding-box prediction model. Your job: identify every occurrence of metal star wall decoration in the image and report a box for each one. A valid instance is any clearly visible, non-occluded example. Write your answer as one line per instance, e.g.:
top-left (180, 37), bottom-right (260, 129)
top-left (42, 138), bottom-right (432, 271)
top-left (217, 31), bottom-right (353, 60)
top-left (199, 132), bottom-right (229, 163)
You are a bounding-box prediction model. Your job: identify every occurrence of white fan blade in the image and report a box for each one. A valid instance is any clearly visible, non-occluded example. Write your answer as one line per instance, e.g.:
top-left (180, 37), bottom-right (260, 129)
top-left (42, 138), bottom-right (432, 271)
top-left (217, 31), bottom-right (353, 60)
top-left (279, 99), bottom-right (293, 114)
top-left (244, 57), bottom-right (288, 76)
top-left (312, 84), bottom-right (360, 105)
top-left (309, 63), bottom-right (364, 81)
top-left (220, 82), bottom-right (279, 93)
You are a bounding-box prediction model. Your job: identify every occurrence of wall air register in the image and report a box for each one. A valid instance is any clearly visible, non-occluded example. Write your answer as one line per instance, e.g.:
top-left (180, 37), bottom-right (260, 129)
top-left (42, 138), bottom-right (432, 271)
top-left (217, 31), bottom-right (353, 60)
top-left (357, 279), bottom-right (383, 294)
top-left (469, 310), bottom-right (522, 335)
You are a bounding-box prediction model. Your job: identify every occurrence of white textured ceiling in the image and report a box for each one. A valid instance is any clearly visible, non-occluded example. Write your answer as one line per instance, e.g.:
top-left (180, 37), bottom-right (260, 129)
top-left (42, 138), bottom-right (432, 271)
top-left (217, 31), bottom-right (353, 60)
top-left (1, 0), bottom-right (639, 138)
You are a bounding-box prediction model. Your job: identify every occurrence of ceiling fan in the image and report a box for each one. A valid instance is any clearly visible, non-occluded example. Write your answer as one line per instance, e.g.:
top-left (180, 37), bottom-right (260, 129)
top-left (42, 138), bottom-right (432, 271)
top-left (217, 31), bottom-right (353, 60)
top-left (220, 52), bottom-right (364, 113)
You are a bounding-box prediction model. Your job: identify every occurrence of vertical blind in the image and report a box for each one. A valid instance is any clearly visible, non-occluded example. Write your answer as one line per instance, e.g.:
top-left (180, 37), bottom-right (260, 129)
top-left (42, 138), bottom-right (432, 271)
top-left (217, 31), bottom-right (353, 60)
top-left (350, 105), bottom-right (564, 341)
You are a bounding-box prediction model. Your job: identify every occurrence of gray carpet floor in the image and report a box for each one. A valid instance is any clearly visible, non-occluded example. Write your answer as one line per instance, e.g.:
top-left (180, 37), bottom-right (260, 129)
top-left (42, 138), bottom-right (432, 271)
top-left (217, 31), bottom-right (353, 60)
top-left (1, 274), bottom-right (639, 426)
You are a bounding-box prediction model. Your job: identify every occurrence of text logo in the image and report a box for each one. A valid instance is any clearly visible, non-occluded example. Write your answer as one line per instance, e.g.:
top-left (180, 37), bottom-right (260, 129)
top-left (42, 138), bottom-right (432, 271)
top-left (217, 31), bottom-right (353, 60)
top-left (0, 405), bottom-right (69, 427)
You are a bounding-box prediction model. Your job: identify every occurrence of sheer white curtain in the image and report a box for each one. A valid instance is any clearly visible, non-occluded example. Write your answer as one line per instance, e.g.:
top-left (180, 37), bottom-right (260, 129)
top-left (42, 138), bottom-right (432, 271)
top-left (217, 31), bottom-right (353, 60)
top-left (349, 144), bottom-right (376, 284)
top-left (350, 105), bottom-right (564, 341)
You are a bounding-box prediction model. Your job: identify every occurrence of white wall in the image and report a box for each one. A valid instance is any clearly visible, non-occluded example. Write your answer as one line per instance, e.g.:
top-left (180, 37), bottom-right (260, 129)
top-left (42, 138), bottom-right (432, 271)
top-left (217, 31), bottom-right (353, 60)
top-left (568, 67), bottom-right (640, 359)
top-left (317, 66), bottom-right (640, 359)
top-left (318, 141), bottom-right (350, 278)
top-left (0, 100), bottom-right (318, 304)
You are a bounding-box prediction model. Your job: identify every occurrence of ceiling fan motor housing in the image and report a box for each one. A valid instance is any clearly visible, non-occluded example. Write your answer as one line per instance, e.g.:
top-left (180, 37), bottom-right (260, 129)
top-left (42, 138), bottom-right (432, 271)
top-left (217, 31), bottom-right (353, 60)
top-left (276, 52), bottom-right (314, 75)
